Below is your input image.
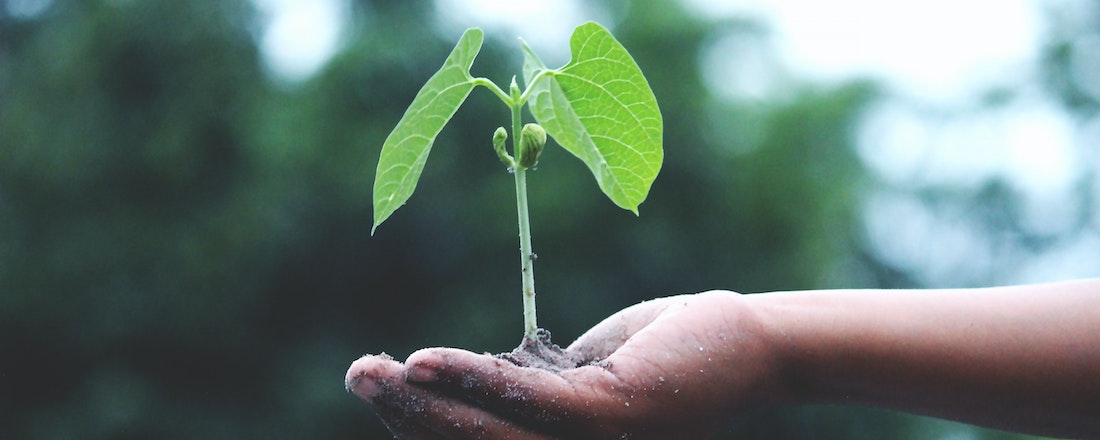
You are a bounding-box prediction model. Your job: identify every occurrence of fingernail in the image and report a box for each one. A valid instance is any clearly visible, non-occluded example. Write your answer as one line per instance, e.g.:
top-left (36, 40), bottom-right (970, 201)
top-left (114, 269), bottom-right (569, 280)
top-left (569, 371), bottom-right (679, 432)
top-left (347, 374), bottom-right (381, 400)
top-left (405, 365), bottom-right (437, 383)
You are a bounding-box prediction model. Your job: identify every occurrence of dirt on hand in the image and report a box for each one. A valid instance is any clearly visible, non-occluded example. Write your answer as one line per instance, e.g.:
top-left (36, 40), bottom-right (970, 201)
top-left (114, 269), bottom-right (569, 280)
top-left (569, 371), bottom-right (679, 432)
top-left (496, 328), bottom-right (587, 372)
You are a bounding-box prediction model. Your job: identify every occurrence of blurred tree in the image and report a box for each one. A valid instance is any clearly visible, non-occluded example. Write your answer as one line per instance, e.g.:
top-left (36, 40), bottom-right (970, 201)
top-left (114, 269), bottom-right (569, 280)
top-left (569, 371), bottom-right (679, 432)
top-left (0, 0), bottom-right (290, 438)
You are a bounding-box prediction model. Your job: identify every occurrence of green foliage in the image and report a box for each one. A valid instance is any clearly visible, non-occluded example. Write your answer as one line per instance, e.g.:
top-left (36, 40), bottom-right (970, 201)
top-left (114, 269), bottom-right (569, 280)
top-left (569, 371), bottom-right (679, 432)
top-left (522, 22), bottom-right (663, 214)
top-left (372, 21), bottom-right (663, 234)
top-left (372, 28), bottom-right (483, 233)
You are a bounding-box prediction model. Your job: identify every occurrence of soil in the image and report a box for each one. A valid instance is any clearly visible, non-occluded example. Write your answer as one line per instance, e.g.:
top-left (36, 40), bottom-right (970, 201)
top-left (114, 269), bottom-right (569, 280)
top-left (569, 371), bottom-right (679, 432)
top-left (496, 328), bottom-right (585, 372)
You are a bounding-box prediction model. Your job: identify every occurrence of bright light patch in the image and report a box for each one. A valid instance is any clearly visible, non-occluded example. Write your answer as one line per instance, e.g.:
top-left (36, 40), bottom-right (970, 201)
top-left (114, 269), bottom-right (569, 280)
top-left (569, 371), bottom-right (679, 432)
top-left (1012, 233), bottom-right (1100, 284)
top-left (1003, 106), bottom-right (1079, 196)
top-left (254, 0), bottom-right (348, 82)
top-left (433, 0), bottom-right (593, 67)
top-left (700, 31), bottom-right (788, 101)
top-left (683, 0), bottom-right (1043, 105)
top-left (4, 0), bottom-right (53, 19)
top-left (862, 190), bottom-right (995, 285)
top-left (857, 97), bottom-right (1080, 196)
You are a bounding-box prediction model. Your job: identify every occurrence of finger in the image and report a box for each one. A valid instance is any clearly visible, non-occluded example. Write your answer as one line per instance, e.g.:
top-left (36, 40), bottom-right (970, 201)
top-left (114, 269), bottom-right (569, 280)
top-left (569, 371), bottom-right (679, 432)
top-left (347, 354), bottom-right (553, 440)
top-left (405, 348), bottom-right (627, 427)
top-left (566, 295), bottom-right (681, 362)
top-left (346, 353), bottom-right (400, 401)
top-left (378, 387), bottom-right (556, 440)
top-left (346, 354), bottom-right (444, 439)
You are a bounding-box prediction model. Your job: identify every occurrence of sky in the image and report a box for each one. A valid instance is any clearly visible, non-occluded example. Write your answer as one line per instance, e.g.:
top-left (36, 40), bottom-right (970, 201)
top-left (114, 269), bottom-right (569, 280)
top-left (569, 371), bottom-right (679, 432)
top-left (251, 0), bottom-right (1100, 286)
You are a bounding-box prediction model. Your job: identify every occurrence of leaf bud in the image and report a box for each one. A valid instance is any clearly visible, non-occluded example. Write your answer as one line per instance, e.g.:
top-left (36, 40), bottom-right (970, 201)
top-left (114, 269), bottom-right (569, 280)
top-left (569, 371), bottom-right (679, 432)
top-left (517, 123), bottom-right (546, 169)
top-left (492, 126), bottom-right (514, 168)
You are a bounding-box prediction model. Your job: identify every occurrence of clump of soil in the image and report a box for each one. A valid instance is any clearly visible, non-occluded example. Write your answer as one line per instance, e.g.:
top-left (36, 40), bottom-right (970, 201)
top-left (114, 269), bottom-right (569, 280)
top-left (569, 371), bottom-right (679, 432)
top-left (496, 328), bottom-right (583, 372)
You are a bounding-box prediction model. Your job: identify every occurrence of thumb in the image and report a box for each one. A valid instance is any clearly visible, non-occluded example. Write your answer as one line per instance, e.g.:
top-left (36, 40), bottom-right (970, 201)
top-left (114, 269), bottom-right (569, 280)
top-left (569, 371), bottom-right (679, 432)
top-left (566, 295), bottom-right (681, 362)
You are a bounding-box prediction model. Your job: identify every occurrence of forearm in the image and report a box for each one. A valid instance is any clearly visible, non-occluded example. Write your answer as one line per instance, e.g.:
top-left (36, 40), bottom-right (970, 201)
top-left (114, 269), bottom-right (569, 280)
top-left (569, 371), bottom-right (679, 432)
top-left (750, 279), bottom-right (1100, 438)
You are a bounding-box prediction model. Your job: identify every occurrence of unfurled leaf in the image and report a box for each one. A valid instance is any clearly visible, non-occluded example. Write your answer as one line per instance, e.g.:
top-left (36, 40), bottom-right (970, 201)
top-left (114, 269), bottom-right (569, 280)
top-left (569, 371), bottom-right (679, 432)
top-left (372, 28), bottom-right (484, 233)
top-left (523, 22), bottom-right (663, 214)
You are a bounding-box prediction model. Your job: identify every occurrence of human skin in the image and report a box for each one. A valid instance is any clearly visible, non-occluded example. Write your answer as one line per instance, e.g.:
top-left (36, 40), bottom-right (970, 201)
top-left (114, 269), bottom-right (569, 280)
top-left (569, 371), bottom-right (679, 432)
top-left (345, 279), bottom-right (1100, 439)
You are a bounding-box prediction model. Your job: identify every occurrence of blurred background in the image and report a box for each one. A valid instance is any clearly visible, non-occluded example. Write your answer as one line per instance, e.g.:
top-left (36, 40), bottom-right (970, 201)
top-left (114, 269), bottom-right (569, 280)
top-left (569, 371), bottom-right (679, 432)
top-left (2, 0), bottom-right (1098, 438)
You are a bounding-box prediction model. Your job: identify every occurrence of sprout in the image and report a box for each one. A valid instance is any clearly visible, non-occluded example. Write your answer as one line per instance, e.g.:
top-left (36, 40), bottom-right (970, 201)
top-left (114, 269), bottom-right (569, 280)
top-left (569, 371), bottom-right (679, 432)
top-left (517, 123), bottom-right (546, 169)
top-left (492, 126), bottom-right (514, 168)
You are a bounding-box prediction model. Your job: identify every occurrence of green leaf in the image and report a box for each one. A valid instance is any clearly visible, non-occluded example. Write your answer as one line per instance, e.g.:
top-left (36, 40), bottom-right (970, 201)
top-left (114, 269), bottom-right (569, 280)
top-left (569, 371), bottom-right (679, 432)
top-left (372, 28), bottom-right (484, 233)
top-left (523, 22), bottom-right (663, 214)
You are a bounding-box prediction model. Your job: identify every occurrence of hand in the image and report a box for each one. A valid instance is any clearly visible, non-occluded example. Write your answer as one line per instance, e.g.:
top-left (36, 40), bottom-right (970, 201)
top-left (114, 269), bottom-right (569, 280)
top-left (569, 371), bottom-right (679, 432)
top-left (346, 291), bottom-right (788, 439)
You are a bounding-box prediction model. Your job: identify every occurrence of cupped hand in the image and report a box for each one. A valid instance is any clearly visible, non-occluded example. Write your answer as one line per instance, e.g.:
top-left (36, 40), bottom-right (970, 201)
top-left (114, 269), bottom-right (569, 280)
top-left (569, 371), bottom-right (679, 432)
top-left (346, 291), bottom-right (786, 439)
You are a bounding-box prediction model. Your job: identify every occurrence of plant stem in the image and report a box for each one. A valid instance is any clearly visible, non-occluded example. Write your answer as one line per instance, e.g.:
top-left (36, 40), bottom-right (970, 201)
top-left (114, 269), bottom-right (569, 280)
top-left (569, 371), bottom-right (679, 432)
top-left (473, 78), bottom-right (513, 106)
top-left (515, 167), bottom-right (537, 340)
top-left (510, 83), bottom-right (538, 341)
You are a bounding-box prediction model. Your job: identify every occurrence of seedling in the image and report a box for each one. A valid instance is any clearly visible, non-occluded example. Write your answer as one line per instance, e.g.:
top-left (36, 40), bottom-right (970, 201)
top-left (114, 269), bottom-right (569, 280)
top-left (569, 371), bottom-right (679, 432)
top-left (372, 22), bottom-right (662, 349)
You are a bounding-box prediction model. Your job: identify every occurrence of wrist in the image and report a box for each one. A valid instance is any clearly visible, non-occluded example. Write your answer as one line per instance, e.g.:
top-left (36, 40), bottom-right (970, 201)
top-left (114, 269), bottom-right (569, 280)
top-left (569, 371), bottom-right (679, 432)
top-left (743, 291), bottom-right (821, 406)
top-left (685, 290), bottom-right (807, 410)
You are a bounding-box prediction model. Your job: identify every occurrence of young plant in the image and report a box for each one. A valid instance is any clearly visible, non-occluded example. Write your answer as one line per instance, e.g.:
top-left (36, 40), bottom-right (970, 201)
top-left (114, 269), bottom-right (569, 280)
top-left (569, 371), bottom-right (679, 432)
top-left (372, 22), bottom-right (662, 345)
